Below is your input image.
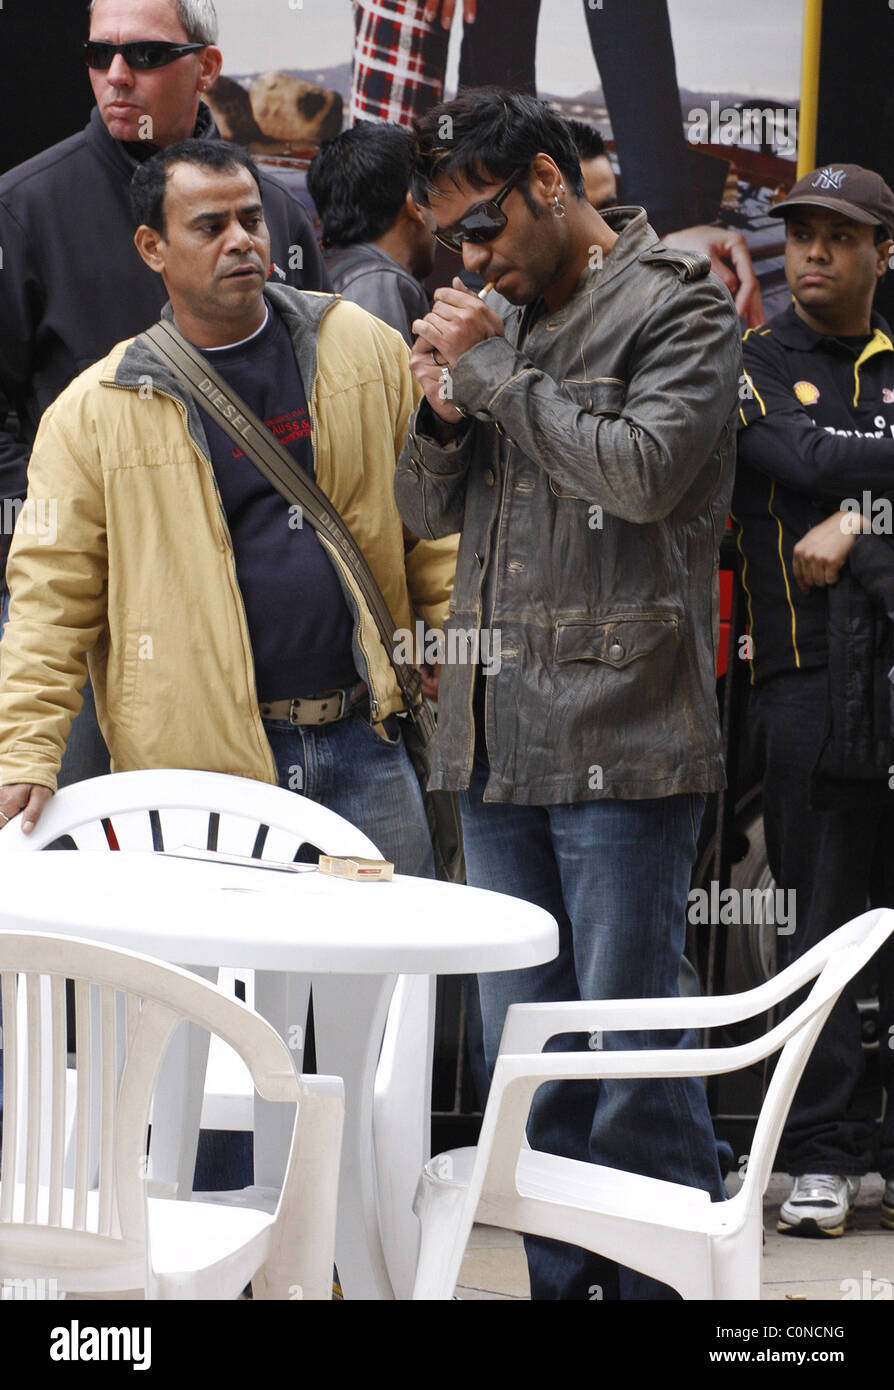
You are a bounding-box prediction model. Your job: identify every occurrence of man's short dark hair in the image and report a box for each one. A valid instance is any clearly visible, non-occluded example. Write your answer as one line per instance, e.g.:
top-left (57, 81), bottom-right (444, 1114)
top-left (565, 119), bottom-right (607, 164)
top-left (411, 89), bottom-right (586, 204)
top-left (307, 122), bottom-right (414, 249)
top-left (129, 139), bottom-right (262, 236)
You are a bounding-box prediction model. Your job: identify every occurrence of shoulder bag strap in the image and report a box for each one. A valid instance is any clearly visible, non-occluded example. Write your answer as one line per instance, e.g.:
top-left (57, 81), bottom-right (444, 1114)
top-left (142, 318), bottom-right (427, 724)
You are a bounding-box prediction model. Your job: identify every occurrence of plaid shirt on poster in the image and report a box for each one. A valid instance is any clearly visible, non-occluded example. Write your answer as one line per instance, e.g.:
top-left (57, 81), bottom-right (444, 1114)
top-left (350, 0), bottom-right (451, 127)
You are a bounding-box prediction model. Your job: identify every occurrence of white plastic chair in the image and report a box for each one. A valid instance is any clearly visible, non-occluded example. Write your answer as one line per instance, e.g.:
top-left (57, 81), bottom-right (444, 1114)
top-left (412, 907), bottom-right (894, 1300)
top-left (0, 768), bottom-right (432, 1295)
top-left (0, 771), bottom-right (377, 1181)
top-left (0, 930), bottom-right (343, 1299)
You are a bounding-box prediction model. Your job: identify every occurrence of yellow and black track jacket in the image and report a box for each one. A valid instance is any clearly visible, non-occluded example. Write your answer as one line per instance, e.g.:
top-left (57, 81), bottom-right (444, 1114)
top-left (733, 303), bottom-right (894, 683)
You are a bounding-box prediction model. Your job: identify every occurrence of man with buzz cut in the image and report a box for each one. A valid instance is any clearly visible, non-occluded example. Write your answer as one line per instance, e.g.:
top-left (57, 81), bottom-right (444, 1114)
top-left (0, 0), bottom-right (327, 789)
top-left (394, 89), bottom-right (742, 1300)
top-left (734, 164), bottom-right (894, 1238)
top-left (0, 139), bottom-right (454, 884)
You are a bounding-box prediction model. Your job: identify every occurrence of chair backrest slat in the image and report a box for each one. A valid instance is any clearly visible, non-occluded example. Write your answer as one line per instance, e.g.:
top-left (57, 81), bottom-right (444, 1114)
top-left (98, 985), bottom-right (118, 1236)
top-left (72, 980), bottom-right (92, 1231)
top-left (0, 972), bottom-right (18, 1222)
top-left (93, 809), bottom-right (156, 850)
top-left (24, 974), bottom-right (42, 1223)
top-left (48, 974), bottom-right (67, 1225)
top-left (125, 992), bottom-right (140, 1049)
top-left (68, 822), bottom-right (115, 851)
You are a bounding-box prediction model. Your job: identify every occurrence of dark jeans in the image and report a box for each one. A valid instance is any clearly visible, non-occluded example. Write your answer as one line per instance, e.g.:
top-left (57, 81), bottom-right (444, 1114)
top-left (461, 738), bottom-right (725, 1300)
top-left (458, 0), bottom-right (694, 234)
top-left (750, 668), bottom-right (894, 1177)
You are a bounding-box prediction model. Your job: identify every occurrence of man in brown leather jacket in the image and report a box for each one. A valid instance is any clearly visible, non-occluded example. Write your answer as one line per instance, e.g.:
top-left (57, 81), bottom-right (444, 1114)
top-left (395, 90), bottom-right (742, 1300)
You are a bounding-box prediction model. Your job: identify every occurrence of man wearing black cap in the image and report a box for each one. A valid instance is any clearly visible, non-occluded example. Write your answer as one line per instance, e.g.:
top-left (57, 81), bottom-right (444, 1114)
top-left (734, 164), bottom-right (894, 1237)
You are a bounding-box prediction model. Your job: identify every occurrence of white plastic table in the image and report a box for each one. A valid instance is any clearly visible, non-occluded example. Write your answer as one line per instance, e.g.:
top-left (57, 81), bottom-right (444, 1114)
top-left (0, 851), bottom-right (558, 1299)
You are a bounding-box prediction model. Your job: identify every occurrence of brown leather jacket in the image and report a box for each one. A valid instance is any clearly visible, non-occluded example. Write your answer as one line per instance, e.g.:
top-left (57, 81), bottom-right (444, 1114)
top-left (395, 208), bottom-right (742, 803)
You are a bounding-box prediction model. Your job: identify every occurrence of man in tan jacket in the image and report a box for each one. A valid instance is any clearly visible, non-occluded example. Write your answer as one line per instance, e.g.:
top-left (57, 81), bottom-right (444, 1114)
top-left (0, 139), bottom-right (454, 874)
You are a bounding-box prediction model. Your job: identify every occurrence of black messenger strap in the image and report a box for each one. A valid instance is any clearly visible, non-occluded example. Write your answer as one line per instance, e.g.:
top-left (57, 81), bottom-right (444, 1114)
top-left (143, 318), bottom-right (428, 728)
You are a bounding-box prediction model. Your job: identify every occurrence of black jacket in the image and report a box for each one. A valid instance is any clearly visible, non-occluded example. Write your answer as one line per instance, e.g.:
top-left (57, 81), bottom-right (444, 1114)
top-left (733, 303), bottom-right (894, 684)
top-left (325, 242), bottom-right (429, 347)
top-left (811, 536), bottom-right (894, 806)
top-left (0, 104), bottom-right (329, 574)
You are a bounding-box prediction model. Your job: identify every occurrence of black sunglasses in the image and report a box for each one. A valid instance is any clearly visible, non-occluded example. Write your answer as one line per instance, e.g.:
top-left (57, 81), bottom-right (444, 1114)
top-left (84, 40), bottom-right (206, 71)
top-left (435, 170), bottom-right (524, 254)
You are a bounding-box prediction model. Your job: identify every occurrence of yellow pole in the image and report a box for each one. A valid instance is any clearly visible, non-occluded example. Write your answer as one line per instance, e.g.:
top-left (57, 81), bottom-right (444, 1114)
top-left (798, 0), bottom-right (823, 177)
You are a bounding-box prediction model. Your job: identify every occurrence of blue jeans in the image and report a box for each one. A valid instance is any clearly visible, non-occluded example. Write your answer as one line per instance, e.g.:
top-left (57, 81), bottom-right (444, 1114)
top-left (0, 583), bottom-right (110, 788)
top-left (262, 708), bottom-right (434, 878)
top-left (461, 751), bottom-right (725, 1300)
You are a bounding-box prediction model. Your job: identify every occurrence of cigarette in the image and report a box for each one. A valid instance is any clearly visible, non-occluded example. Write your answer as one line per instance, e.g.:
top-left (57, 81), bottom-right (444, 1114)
top-left (478, 281), bottom-right (495, 298)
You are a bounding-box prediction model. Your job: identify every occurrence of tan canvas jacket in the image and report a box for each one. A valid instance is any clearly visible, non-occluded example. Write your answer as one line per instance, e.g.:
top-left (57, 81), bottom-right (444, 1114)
top-left (0, 285), bottom-right (456, 790)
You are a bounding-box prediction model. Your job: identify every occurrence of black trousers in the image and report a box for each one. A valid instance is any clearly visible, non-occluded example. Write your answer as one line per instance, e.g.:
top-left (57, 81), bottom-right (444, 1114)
top-left (750, 668), bottom-right (894, 1177)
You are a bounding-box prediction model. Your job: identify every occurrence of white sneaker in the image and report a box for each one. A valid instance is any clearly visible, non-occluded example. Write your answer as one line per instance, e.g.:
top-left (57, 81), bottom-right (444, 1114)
top-left (882, 1180), bottom-right (894, 1231)
top-left (778, 1174), bottom-right (861, 1237)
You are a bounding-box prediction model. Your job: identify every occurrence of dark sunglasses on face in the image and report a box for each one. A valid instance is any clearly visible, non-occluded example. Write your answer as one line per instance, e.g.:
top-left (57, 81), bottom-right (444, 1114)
top-left (83, 40), bottom-right (206, 70)
top-left (435, 169), bottom-right (524, 254)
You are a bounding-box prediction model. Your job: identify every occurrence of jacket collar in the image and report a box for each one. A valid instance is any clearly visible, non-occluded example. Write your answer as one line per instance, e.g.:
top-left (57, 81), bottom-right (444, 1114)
top-left (519, 207), bottom-right (660, 335)
top-left (599, 205), bottom-right (659, 279)
top-left (767, 300), bottom-right (894, 353)
top-left (85, 100), bottom-right (217, 178)
top-left (566, 205), bottom-right (660, 298)
top-left (105, 284), bottom-right (338, 452)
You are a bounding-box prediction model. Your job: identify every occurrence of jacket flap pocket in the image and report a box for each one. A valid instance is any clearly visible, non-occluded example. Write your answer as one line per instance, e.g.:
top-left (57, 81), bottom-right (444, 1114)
top-left (555, 613), bottom-right (680, 668)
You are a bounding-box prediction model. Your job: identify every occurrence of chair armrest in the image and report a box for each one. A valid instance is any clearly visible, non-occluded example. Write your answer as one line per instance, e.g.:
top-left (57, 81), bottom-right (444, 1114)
top-left (497, 939), bottom-right (860, 1054)
top-left (253, 1075), bottom-right (345, 1301)
top-left (495, 968), bottom-right (848, 1086)
top-left (297, 1074), bottom-right (344, 1100)
top-left (505, 910), bottom-right (893, 1055)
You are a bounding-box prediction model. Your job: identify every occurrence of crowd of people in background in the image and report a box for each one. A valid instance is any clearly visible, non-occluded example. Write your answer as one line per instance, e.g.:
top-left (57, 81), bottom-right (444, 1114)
top-left (0, 0), bottom-right (892, 1299)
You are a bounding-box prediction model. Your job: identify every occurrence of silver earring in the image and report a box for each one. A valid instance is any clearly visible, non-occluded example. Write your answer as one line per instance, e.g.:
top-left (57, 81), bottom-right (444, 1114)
top-left (552, 195), bottom-right (566, 219)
